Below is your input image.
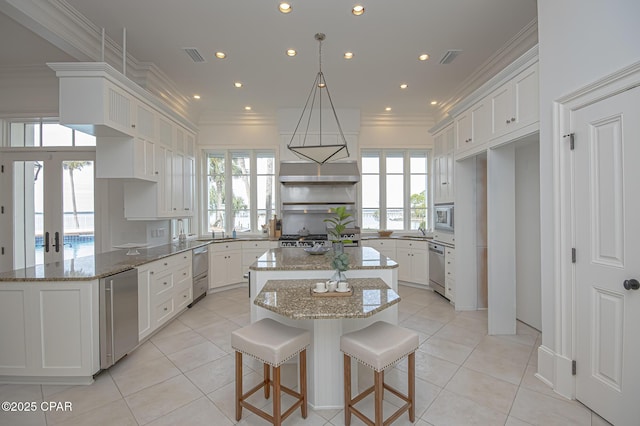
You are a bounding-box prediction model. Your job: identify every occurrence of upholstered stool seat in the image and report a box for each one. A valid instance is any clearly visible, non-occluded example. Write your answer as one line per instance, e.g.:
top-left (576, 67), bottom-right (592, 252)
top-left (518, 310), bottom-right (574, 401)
top-left (231, 318), bottom-right (310, 426)
top-left (341, 321), bottom-right (419, 426)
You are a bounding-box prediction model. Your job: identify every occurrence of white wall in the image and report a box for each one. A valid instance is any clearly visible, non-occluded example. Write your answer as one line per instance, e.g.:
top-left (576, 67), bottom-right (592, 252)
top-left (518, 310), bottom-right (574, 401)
top-left (359, 124), bottom-right (432, 150)
top-left (515, 138), bottom-right (541, 330)
top-left (537, 0), bottom-right (640, 383)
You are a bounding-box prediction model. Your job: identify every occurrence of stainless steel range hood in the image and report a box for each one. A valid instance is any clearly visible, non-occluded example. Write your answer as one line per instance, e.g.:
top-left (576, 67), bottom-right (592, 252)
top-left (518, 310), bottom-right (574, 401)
top-left (279, 161), bottom-right (360, 184)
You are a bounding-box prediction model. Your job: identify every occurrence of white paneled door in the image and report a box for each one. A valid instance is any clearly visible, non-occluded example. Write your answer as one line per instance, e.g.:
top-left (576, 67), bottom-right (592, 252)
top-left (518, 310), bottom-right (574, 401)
top-left (574, 86), bottom-right (640, 425)
top-left (3, 151), bottom-right (95, 269)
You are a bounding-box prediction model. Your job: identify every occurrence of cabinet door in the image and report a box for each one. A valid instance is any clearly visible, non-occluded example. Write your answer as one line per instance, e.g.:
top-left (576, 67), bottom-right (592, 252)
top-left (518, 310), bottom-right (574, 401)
top-left (228, 252), bottom-right (244, 284)
top-left (490, 84), bottom-right (514, 138)
top-left (157, 117), bottom-right (173, 147)
top-left (445, 152), bottom-right (455, 202)
top-left (395, 247), bottom-right (412, 282)
top-left (455, 110), bottom-right (473, 151)
top-left (0, 285), bottom-right (30, 373)
top-left (433, 155), bottom-right (443, 203)
top-left (135, 102), bottom-right (155, 140)
top-left (411, 250), bottom-right (429, 285)
top-left (472, 100), bottom-right (491, 145)
top-left (105, 84), bottom-right (134, 135)
top-left (138, 267), bottom-right (152, 340)
top-left (210, 252), bottom-right (229, 289)
top-left (172, 152), bottom-right (185, 214)
top-left (183, 157), bottom-right (194, 215)
top-left (513, 64), bottom-right (539, 129)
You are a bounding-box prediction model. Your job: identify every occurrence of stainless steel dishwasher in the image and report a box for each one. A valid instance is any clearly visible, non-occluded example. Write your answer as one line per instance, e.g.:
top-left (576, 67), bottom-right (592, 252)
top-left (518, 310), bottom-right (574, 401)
top-left (189, 245), bottom-right (209, 307)
top-left (428, 242), bottom-right (446, 298)
top-left (99, 268), bottom-right (139, 369)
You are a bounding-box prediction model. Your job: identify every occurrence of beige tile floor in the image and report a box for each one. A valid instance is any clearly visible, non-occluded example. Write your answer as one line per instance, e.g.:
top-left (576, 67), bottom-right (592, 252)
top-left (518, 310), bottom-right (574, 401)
top-left (0, 284), bottom-right (611, 426)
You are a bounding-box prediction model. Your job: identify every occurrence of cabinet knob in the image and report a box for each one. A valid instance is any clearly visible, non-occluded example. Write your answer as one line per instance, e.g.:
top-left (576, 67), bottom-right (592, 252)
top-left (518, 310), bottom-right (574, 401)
top-left (150, 271), bottom-right (154, 275)
top-left (164, 307), bottom-right (168, 311)
top-left (155, 171), bottom-right (159, 174)
top-left (164, 262), bottom-right (168, 266)
top-left (511, 117), bottom-right (515, 122)
top-left (442, 182), bottom-right (447, 185)
top-left (184, 294), bottom-right (188, 298)
top-left (163, 281), bottom-right (168, 285)
top-left (506, 119), bottom-right (510, 124)
top-left (183, 272), bottom-right (187, 276)
top-left (131, 124), bottom-right (136, 128)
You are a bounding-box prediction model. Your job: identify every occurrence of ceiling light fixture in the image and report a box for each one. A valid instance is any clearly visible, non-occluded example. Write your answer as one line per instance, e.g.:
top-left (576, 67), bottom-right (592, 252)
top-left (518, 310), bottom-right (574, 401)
top-left (244, 106), bottom-right (252, 111)
top-left (279, 2), bottom-right (292, 13)
top-left (215, 51), bottom-right (226, 59)
top-left (400, 83), bottom-right (408, 89)
top-left (344, 52), bottom-right (354, 59)
top-left (352, 5), bottom-right (365, 16)
top-left (234, 82), bottom-right (243, 88)
top-left (419, 54), bottom-right (430, 61)
top-left (385, 107), bottom-right (392, 111)
top-left (430, 100), bottom-right (438, 105)
top-left (193, 94), bottom-right (201, 99)
top-left (286, 49), bottom-right (297, 57)
top-left (287, 33), bottom-right (349, 165)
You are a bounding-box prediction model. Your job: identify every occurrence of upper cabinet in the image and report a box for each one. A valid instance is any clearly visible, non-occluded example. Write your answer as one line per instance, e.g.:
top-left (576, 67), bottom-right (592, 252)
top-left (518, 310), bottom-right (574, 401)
top-left (434, 48), bottom-right (539, 161)
top-left (48, 62), bottom-right (198, 219)
top-left (433, 124), bottom-right (455, 204)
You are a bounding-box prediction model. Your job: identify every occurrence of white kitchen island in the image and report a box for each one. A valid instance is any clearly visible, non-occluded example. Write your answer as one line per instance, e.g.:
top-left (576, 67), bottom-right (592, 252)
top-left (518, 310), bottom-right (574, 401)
top-left (249, 247), bottom-right (399, 409)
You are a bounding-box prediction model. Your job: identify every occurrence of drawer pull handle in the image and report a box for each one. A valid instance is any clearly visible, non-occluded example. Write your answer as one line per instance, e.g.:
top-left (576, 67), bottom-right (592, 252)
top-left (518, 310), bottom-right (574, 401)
top-left (164, 282), bottom-right (168, 285)
top-left (164, 307), bottom-right (168, 311)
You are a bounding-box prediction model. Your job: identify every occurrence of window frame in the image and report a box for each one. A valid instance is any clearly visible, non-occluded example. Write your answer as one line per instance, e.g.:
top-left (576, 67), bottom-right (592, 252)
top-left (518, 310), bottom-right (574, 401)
top-left (204, 149), bottom-right (276, 235)
top-left (360, 149), bottom-right (430, 232)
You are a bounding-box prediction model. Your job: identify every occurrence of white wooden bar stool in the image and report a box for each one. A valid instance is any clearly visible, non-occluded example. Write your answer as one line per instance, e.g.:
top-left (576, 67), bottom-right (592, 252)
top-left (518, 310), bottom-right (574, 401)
top-left (340, 321), bottom-right (419, 426)
top-left (231, 318), bottom-right (310, 426)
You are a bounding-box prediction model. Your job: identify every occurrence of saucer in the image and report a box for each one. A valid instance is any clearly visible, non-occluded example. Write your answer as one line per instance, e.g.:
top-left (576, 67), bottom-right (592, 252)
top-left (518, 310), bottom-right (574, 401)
top-left (335, 287), bottom-right (350, 293)
top-left (313, 288), bottom-right (328, 293)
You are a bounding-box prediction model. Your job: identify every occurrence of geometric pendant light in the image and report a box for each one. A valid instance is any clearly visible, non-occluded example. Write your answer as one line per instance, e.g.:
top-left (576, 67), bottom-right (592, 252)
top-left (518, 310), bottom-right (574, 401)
top-left (287, 33), bottom-right (350, 164)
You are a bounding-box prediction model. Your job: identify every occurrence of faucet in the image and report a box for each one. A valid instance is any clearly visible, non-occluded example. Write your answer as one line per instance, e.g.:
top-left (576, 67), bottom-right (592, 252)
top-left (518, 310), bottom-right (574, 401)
top-left (418, 226), bottom-right (426, 236)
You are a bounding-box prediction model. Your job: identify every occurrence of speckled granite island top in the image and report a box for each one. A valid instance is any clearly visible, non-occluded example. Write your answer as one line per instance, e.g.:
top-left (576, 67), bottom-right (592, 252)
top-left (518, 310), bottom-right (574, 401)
top-left (249, 246), bottom-right (398, 271)
top-left (254, 278), bottom-right (400, 319)
top-left (0, 240), bottom-right (211, 282)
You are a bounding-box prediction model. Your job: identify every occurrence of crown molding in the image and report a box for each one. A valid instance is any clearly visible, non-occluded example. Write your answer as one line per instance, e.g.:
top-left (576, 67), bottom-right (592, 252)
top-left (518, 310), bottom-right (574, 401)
top-left (0, 0), bottom-right (199, 124)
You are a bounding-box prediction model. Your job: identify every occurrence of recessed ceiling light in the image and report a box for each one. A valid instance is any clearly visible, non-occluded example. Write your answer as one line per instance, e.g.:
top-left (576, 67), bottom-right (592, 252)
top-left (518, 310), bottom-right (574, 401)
top-left (234, 82), bottom-right (243, 88)
top-left (400, 83), bottom-right (408, 89)
top-left (352, 5), bottom-right (365, 16)
top-left (244, 106), bottom-right (252, 111)
top-left (430, 100), bottom-right (438, 105)
top-left (344, 52), bottom-right (354, 59)
top-left (286, 49), bottom-right (297, 57)
top-left (317, 82), bottom-right (326, 88)
top-left (215, 51), bottom-right (226, 59)
top-left (193, 94), bottom-right (201, 100)
top-left (385, 107), bottom-right (392, 111)
top-left (279, 2), bottom-right (292, 14)
top-left (419, 54), bottom-right (430, 61)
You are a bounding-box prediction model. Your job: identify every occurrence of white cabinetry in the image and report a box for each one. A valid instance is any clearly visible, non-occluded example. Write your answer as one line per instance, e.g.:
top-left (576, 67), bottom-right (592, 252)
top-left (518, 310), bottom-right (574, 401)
top-left (362, 239), bottom-right (397, 261)
top-left (455, 99), bottom-right (491, 158)
top-left (241, 241), bottom-right (277, 282)
top-left (138, 252), bottom-right (192, 341)
top-left (489, 63), bottom-right (539, 142)
top-left (210, 242), bottom-right (243, 289)
top-left (395, 240), bottom-right (429, 285)
top-left (445, 247), bottom-right (456, 302)
top-left (433, 124), bottom-right (455, 204)
top-left (0, 281), bottom-right (99, 379)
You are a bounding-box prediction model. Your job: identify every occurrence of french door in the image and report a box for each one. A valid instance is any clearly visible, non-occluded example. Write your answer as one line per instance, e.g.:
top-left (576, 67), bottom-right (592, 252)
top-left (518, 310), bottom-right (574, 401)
top-left (3, 151), bottom-right (95, 269)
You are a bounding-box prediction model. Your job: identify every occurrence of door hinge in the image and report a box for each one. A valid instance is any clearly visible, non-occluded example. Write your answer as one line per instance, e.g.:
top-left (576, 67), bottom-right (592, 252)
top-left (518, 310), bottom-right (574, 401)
top-left (1, 206), bottom-right (3, 214)
top-left (572, 248), bottom-right (576, 263)
top-left (572, 360), bottom-right (577, 375)
top-left (563, 133), bottom-right (575, 150)
top-left (1, 164), bottom-right (3, 173)
top-left (1, 247), bottom-right (4, 255)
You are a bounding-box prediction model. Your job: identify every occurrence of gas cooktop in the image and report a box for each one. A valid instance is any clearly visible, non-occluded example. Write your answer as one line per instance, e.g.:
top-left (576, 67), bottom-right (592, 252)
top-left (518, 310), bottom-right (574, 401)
top-left (278, 234), bottom-right (328, 241)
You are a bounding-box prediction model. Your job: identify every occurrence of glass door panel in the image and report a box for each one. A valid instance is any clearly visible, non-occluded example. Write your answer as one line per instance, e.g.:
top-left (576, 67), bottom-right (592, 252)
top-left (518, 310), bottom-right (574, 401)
top-left (62, 160), bottom-right (95, 260)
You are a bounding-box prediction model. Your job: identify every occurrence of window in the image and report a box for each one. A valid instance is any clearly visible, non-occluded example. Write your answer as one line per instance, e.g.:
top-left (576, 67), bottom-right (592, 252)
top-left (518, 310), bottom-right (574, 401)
top-left (9, 121), bottom-right (96, 147)
top-left (361, 150), bottom-right (429, 231)
top-left (206, 150), bottom-right (275, 234)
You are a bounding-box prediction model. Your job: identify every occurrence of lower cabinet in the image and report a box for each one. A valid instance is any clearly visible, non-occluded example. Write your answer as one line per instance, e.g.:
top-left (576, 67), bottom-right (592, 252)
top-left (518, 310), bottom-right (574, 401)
top-left (138, 251), bottom-right (192, 341)
top-left (445, 247), bottom-right (456, 302)
top-left (0, 281), bottom-right (99, 379)
top-left (396, 240), bottom-right (429, 285)
top-left (241, 241), bottom-right (277, 282)
top-left (210, 241), bottom-right (243, 289)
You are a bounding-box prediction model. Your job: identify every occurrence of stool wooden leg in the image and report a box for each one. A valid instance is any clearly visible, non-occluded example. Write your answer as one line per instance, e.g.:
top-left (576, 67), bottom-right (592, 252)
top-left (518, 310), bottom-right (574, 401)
top-left (344, 353), bottom-right (352, 426)
top-left (264, 363), bottom-right (271, 399)
top-left (300, 349), bottom-right (308, 418)
top-left (273, 366), bottom-right (281, 426)
top-left (235, 351), bottom-right (242, 421)
top-left (408, 351), bottom-right (415, 422)
top-left (374, 370), bottom-right (383, 426)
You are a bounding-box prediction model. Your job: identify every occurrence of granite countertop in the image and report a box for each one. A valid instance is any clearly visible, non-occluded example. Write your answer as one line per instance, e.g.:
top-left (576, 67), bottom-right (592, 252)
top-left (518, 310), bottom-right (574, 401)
top-left (360, 235), bottom-right (433, 241)
top-left (0, 240), bottom-right (212, 282)
top-left (254, 278), bottom-right (400, 320)
top-left (249, 246), bottom-right (398, 271)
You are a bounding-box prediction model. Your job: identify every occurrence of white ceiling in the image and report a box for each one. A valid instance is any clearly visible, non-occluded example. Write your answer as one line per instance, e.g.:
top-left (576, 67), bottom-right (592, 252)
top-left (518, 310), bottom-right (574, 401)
top-left (0, 0), bottom-right (537, 124)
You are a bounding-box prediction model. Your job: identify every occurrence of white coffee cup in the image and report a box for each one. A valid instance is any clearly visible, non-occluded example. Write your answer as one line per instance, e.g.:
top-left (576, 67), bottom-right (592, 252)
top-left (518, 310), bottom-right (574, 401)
top-left (315, 282), bottom-right (326, 292)
top-left (337, 281), bottom-right (348, 292)
top-left (327, 281), bottom-right (337, 292)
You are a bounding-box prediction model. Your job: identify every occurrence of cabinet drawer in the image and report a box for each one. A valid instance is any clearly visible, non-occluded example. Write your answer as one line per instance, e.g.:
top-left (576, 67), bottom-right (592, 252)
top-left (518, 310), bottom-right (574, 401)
top-left (396, 239), bottom-right (428, 250)
top-left (151, 270), bottom-right (174, 299)
top-left (148, 252), bottom-right (190, 274)
top-left (445, 247), bottom-right (455, 257)
top-left (365, 239), bottom-right (396, 249)
top-left (241, 240), bottom-right (273, 250)
top-left (242, 249), bottom-right (267, 266)
top-left (174, 265), bottom-right (192, 289)
top-left (154, 298), bottom-right (175, 326)
top-left (175, 286), bottom-right (192, 311)
top-left (211, 241), bottom-right (242, 252)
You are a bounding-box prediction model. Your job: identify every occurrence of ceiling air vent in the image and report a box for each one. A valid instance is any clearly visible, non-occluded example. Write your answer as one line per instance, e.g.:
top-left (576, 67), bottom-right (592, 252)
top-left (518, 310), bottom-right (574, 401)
top-left (439, 49), bottom-right (462, 65)
top-left (182, 48), bottom-right (206, 63)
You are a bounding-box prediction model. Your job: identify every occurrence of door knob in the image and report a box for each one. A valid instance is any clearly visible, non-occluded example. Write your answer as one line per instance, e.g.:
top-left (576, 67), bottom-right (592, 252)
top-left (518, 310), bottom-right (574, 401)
top-left (623, 279), bottom-right (640, 290)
